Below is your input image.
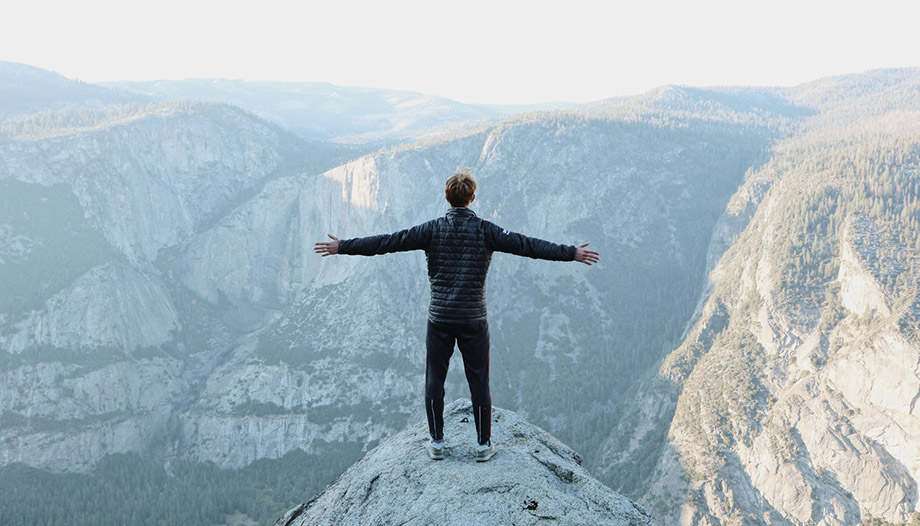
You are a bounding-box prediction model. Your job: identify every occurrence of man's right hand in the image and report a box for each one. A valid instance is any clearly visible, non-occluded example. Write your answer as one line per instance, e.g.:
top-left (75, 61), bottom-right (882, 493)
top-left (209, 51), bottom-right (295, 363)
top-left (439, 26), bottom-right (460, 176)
top-left (314, 234), bottom-right (340, 257)
top-left (575, 242), bottom-right (599, 266)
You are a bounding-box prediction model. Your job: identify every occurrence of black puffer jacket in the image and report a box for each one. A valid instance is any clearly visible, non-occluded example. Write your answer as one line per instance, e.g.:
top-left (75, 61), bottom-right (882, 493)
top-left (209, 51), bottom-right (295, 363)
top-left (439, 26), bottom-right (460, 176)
top-left (337, 207), bottom-right (576, 324)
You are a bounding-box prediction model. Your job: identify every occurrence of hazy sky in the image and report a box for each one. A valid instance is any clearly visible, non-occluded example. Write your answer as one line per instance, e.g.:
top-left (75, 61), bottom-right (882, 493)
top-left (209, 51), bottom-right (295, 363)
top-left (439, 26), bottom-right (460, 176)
top-left (3, 0), bottom-right (919, 104)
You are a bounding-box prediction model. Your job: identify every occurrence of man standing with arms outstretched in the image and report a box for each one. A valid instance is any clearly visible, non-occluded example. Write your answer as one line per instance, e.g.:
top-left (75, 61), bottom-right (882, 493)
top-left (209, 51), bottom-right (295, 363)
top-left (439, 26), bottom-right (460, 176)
top-left (314, 169), bottom-right (599, 462)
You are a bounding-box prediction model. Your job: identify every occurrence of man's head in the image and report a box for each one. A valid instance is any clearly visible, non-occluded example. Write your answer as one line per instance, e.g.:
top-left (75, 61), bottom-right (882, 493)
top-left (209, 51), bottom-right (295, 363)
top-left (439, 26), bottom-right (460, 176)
top-left (445, 168), bottom-right (478, 207)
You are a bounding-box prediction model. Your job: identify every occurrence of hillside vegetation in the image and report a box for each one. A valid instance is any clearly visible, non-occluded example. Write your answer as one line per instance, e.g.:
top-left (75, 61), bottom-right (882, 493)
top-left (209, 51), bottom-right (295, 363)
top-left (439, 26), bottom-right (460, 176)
top-left (1, 63), bottom-right (918, 525)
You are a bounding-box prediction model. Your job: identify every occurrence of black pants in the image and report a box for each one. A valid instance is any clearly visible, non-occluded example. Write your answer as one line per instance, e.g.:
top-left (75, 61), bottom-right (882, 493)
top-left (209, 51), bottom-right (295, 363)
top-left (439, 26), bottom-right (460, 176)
top-left (425, 319), bottom-right (491, 445)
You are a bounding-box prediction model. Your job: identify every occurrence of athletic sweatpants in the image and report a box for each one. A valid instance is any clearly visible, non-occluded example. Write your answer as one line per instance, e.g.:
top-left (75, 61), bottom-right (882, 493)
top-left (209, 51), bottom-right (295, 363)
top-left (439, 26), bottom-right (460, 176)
top-left (425, 319), bottom-right (491, 445)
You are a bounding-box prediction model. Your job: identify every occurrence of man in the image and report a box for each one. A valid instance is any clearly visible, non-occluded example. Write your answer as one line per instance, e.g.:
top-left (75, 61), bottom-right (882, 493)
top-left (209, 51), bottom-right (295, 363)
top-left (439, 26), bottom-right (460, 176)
top-left (314, 168), bottom-right (599, 462)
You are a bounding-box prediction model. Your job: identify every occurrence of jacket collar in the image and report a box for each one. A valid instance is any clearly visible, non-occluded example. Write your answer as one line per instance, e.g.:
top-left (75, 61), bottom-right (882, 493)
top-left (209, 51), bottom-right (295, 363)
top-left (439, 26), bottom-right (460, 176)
top-left (446, 207), bottom-right (477, 218)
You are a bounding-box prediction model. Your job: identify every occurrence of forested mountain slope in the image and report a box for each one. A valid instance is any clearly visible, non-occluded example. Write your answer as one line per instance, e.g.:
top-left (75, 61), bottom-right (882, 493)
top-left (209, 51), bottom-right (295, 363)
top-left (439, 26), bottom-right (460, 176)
top-left (3, 65), bottom-right (918, 526)
top-left (0, 61), bottom-right (144, 117)
top-left (599, 69), bottom-right (920, 526)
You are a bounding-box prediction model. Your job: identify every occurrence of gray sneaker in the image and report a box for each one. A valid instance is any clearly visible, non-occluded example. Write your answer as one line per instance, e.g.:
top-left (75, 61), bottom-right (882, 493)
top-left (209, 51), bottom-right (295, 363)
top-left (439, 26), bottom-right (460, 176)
top-left (475, 442), bottom-right (496, 463)
top-left (425, 441), bottom-right (445, 460)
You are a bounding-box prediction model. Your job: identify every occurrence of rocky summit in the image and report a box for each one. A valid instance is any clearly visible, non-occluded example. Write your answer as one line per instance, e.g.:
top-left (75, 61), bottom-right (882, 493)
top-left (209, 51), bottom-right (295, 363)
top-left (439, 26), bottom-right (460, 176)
top-left (276, 400), bottom-right (653, 526)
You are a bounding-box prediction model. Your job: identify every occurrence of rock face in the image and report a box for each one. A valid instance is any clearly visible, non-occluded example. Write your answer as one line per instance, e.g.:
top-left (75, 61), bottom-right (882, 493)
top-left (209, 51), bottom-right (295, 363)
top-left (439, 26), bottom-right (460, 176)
top-left (276, 400), bottom-right (653, 526)
top-left (597, 69), bottom-right (920, 525)
top-left (3, 263), bottom-right (180, 353)
top-left (0, 98), bottom-right (314, 471)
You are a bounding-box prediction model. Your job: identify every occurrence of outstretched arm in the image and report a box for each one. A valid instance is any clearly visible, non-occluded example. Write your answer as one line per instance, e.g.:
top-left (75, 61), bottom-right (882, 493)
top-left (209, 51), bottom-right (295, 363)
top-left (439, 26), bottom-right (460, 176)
top-left (315, 222), bottom-right (433, 257)
top-left (485, 221), bottom-right (598, 263)
top-left (314, 234), bottom-right (339, 257)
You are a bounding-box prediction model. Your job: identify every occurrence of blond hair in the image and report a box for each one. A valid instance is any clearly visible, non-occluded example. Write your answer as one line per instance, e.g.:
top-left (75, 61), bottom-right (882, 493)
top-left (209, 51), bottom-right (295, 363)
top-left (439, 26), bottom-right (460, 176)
top-left (445, 168), bottom-right (478, 207)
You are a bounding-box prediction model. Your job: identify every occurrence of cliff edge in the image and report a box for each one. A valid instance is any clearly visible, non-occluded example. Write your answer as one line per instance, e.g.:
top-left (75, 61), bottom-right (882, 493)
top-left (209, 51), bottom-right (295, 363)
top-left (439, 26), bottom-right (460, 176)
top-left (276, 399), bottom-right (653, 526)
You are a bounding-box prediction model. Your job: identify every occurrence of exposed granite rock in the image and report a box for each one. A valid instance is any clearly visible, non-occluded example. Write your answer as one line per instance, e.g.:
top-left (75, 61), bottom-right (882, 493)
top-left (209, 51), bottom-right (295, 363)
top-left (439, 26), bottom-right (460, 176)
top-left (276, 400), bottom-right (653, 526)
top-left (597, 72), bottom-right (920, 525)
top-left (3, 263), bottom-right (180, 353)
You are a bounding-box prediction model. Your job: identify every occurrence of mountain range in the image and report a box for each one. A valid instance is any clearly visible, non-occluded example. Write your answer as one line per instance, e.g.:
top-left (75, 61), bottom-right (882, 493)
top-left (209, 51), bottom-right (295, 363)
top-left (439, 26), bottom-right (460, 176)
top-left (102, 78), bottom-right (573, 145)
top-left (0, 61), bottom-right (918, 526)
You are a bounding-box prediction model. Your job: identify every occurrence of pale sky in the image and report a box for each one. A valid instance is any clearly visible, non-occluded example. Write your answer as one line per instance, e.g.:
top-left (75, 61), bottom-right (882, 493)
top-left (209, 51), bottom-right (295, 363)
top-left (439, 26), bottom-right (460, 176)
top-left (3, 0), bottom-right (919, 105)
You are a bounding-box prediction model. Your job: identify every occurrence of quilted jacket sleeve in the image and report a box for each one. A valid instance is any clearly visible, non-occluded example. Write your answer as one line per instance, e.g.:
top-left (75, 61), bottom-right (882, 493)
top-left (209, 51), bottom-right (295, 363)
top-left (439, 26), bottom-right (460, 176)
top-left (483, 221), bottom-right (576, 261)
top-left (337, 221), bottom-right (433, 256)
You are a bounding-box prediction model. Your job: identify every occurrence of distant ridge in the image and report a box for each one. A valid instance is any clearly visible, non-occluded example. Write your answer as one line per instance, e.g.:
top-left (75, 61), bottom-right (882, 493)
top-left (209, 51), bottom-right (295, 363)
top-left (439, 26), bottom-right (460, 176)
top-left (103, 78), bottom-right (574, 143)
top-left (0, 61), bottom-right (145, 117)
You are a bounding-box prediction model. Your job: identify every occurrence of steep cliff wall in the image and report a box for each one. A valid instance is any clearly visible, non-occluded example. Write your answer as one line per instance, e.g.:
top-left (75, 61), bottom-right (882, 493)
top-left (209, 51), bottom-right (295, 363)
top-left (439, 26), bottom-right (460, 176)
top-left (599, 70), bottom-right (920, 526)
top-left (0, 101), bottom-right (310, 471)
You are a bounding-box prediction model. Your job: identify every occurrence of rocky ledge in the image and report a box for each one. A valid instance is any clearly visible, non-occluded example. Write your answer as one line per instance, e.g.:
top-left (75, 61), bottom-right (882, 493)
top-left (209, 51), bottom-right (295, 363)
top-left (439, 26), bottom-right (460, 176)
top-left (276, 399), bottom-right (653, 526)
